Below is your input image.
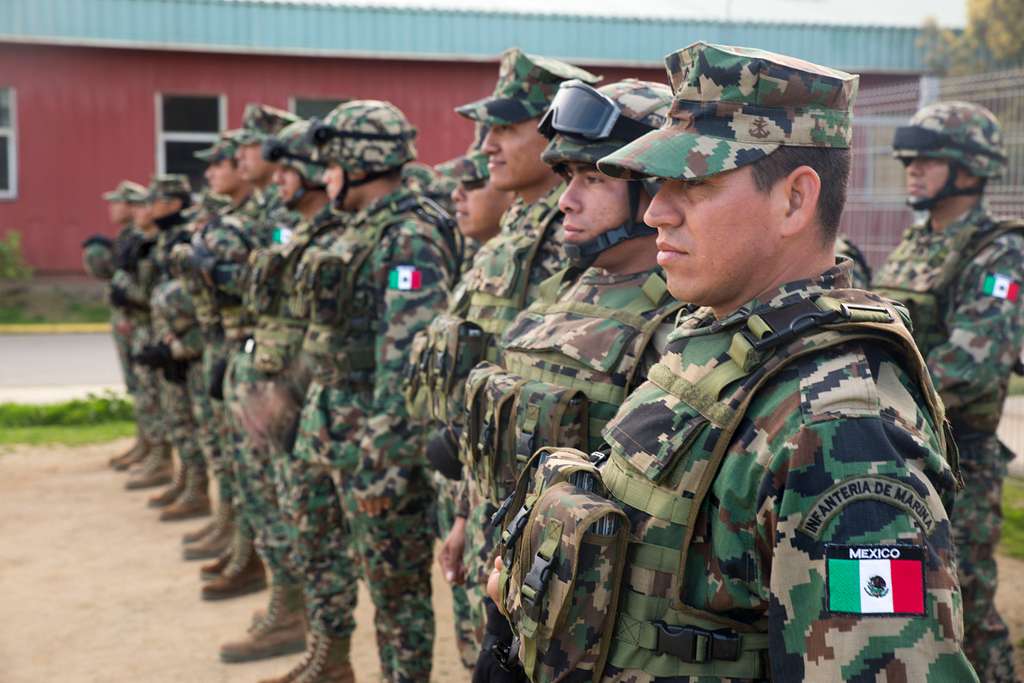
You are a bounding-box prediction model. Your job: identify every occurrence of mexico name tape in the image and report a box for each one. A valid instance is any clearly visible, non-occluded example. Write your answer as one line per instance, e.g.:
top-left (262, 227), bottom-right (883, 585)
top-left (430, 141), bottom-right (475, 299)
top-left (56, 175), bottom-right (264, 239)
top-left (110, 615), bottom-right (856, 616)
top-left (826, 544), bottom-right (925, 616)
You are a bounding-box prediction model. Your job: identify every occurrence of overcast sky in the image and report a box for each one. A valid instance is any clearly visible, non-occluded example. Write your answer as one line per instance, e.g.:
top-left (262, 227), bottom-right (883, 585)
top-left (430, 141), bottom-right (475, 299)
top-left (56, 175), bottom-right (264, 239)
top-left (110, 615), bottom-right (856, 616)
top-left (255, 0), bottom-right (968, 28)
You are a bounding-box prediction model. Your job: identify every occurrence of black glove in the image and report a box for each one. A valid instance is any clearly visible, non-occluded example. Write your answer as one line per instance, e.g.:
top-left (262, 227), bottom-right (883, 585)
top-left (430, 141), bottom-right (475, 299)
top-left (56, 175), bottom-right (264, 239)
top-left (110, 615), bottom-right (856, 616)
top-left (109, 285), bottom-right (136, 310)
top-left (426, 426), bottom-right (463, 481)
top-left (209, 357), bottom-right (228, 400)
top-left (472, 599), bottom-right (527, 683)
top-left (135, 343), bottom-right (173, 369)
top-left (82, 234), bottom-right (113, 249)
top-left (163, 359), bottom-right (190, 384)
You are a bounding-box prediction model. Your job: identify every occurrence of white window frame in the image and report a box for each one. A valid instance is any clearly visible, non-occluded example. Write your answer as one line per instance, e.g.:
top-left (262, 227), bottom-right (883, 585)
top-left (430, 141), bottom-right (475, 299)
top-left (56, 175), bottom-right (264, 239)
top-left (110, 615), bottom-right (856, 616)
top-left (155, 92), bottom-right (227, 175)
top-left (0, 87), bottom-right (17, 201)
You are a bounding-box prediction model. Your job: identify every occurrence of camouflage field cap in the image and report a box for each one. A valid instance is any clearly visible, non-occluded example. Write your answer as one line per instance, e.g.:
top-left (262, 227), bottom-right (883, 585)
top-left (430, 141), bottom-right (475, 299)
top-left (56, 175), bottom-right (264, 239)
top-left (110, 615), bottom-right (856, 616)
top-left (194, 129), bottom-right (244, 164)
top-left (892, 101), bottom-right (1006, 179)
top-left (102, 180), bottom-right (148, 202)
top-left (456, 47), bottom-right (601, 125)
top-left (147, 174), bottom-right (192, 202)
top-left (182, 189), bottom-right (231, 220)
top-left (542, 79), bottom-right (673, 168)
top-left (236, 104), bottom-right (299, 146)
top-left (310, 99), bottom-right (417, 178)
top-left (598, 42), bottom-right (859, 181)
top-left (437, 122), bottom-right (491, 184)
top-left (263, 119), bottom-right (325, 184)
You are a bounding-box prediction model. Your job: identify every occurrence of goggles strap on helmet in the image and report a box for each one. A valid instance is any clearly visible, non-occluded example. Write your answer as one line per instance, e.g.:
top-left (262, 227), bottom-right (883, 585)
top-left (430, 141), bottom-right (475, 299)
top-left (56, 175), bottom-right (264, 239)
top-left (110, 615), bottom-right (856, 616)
top-left (564, 181), bottom-right (655, 269)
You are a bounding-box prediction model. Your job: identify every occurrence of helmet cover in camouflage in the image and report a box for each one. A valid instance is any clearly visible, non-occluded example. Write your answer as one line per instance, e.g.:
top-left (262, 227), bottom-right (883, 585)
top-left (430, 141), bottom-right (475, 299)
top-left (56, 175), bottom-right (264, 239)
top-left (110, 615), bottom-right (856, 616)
top-left (82, 236), bottom-right (115, 279)
top-left (892, 101), bottom-right (1006, 179)
top-left (147, 174), bottom-right (192, 202)
top-left (194, 129), bottom-right (244, 164)
top-left (102, 180), bottom-right (148, 202)
top-left (263, 119), bottom-right (325, 184)
top-left (542, 79), bottom-right (673, 167)
top-left (182, 189), bottom-right (231, 221)
top-left (598, 41), bottom-right (859, 181)
top-left (456, 47), bottom-right (601, 125)
top-left (236, 103), bottom-right (299, 146)
top-left (313, 99), bottom-right (417, 178)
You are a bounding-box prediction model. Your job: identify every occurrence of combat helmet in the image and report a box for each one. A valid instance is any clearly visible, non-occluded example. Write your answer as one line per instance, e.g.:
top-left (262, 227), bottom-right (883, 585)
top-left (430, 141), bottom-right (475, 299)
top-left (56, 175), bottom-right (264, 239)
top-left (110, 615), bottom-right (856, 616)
top-left (306, 100), bottom-right (416, 206)
top-left (540, 79), bottom-right (673, 269)
top-left (892, 100), bottom-right (1007, 209)
top-left (262, 119), bottom-right (326, 208)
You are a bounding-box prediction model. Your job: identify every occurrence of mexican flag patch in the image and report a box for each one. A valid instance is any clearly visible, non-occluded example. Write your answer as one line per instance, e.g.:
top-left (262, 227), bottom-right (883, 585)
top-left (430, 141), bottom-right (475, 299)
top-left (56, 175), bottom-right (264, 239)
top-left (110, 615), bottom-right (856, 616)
top-left (826, 545), bottom-right (925, 615)
top-left (388, 265), bottom-right (422, 291)
top-left (982, 273), bottom-right (1020, 301)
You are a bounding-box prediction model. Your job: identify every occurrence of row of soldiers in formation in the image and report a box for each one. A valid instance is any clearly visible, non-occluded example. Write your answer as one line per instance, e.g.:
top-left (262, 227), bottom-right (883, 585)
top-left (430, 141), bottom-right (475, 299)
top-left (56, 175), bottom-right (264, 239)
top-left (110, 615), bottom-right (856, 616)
top-left (81, 40), bottom-right (1023, 682)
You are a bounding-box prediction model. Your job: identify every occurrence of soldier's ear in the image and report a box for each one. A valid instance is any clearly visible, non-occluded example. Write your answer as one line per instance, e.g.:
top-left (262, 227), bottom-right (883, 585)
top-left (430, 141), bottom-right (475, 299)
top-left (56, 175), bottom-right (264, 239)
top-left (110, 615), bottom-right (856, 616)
top-left (776, 165), bottom-right (821, 239)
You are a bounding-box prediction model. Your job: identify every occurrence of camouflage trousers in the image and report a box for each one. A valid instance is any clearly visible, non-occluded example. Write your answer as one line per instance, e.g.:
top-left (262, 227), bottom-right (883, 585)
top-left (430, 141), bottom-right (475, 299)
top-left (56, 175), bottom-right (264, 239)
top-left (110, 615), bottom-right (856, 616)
top-left (128, 320), bottom-right (167, 448)
top-left (952, 434), bottom-right (1017, 683)
top-left (201, 337), bottom-right (237, 504)
top-left (461, 478), bottom-right (503, 648)
top-left (111, 311), bottom-right (138, 395)
top-left (284, 381), bottom-right (360, 640)
top-left (223, 346), bottom-right (303, 583)
top-left (158, 366), bottom-right (204, 468)
top-left (434, 472), bottom-right (477, 670)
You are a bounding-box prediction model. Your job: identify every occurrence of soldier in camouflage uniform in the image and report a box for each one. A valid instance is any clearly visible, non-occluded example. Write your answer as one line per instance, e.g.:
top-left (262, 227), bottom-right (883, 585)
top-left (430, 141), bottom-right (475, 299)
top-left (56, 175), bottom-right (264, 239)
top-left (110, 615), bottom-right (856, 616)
top-left (199, 105), bottom-right (298, 610)
top-left (463, 79), bottom-right (688, 679)
top-left (486, 42), bottom-right (977, 682)
top-left (430, 135), bottom-right (514, 670)
top-left (272, 100), bottom-right (458, 683)
top-left (112, 184), bottom-right (175, 490)
top-left (406, 48), bottom-right (600, 649)
top-left (134, 175), bottom-right (212, 521)
top-left (874, 101), bottom-right (1023, 682)
top-left (176, 131), bottom-right (254, 559)
top-left (86, 180), bottom-right (148, 470)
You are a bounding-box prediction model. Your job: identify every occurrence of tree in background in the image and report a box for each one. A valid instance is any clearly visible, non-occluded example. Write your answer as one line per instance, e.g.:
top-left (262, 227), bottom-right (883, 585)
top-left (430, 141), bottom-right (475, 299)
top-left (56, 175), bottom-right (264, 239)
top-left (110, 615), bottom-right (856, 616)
top-left (921, 0), bottom-right (1024, 75)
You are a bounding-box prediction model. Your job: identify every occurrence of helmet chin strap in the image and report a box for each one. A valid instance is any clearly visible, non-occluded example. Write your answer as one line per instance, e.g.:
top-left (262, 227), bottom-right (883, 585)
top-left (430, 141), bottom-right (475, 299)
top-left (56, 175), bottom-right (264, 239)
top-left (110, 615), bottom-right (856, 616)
top-left (564, 181), bottom-right (656, 270)
top-left (331, 168), bottom-right (393, 211)
top-left (908, 160), bottom-right (984, 211)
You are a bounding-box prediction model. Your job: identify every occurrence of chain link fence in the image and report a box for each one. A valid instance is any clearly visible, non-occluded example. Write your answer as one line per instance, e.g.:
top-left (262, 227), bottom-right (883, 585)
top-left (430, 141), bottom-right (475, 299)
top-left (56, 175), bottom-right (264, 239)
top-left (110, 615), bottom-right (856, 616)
top-left (840, 67), bottom-right (1024, 464)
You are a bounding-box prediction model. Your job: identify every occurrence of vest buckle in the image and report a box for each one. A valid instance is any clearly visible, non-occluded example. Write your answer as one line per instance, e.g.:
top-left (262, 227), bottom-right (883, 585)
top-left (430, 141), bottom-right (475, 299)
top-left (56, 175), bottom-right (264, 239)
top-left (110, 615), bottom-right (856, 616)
top-left (502, 502), bottom-right (533, 548)
top-left (654, 622), bottom-right (741, 663)
top-left (521, 547), bottom-right (556, 619)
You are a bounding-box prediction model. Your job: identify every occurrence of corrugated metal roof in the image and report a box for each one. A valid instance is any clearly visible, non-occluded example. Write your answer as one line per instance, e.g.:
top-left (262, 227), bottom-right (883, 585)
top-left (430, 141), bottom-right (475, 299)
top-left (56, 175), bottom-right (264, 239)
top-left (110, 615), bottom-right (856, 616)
top-left (0, 0), bottom-right (931, 72)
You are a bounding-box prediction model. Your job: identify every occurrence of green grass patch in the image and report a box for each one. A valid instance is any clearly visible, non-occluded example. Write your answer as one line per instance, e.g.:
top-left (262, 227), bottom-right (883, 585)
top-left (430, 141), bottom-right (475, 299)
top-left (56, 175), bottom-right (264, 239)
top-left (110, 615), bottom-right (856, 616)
top-left (1010, 375), bottom-right (1024, 396)
top-left (0, 421), bottom-right (136, 447)
top-left (0, 277), bottom-right (111, 324)
top-left (1001, 477), bottom-right (1024, 560)
top-left (0, 393), bottom-right (134, 428)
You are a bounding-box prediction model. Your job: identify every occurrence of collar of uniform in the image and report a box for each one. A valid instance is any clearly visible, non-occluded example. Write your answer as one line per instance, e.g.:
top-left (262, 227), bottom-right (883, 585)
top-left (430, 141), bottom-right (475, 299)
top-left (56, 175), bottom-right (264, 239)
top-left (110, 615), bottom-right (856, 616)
top-left (354, 183), bottom-right (414, 224)
top-left (671, 261), bottom-right (854, 342)
top-left (504, 181), bottom-right (565, 235)
top-left (926, 201), bottom-right (991, 241)
top-left (577, 265), bottom-right (661, 286)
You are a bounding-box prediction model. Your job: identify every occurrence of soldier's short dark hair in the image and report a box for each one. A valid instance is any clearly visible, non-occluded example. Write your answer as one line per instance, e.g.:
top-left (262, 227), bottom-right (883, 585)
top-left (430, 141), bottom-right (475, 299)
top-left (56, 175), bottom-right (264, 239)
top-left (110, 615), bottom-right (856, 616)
top-left (750, 147), bottom-right (850, 242)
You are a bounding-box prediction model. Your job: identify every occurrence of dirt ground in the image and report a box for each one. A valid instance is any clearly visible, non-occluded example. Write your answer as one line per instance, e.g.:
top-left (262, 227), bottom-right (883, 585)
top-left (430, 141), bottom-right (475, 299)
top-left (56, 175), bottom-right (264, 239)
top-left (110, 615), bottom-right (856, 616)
top-left (2, 440), bottom-right (1023, 683)
top-left (0, 439), bottom-right (471, 683)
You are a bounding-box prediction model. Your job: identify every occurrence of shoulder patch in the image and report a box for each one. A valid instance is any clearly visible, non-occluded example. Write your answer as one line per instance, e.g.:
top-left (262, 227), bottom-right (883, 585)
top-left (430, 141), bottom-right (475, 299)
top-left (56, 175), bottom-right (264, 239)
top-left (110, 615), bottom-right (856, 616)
top-left (388, 265), bottom-right (422, 291)
top-left (798, 475), bottom-right (937, 539)
top-left (826, 544), bottom-right (925, 616)
top-left (981, 273), bottom-right (1020, 301)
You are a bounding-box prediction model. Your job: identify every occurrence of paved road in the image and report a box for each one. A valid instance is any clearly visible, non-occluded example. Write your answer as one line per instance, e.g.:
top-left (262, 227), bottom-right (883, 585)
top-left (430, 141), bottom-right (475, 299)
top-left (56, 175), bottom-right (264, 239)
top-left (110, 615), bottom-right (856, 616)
top-left (0, 333), bottom-right (123, 402)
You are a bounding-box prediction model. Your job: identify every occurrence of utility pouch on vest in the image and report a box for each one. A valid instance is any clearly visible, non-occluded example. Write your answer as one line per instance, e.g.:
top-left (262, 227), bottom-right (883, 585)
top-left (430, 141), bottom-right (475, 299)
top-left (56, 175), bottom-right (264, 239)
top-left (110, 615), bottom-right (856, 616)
top-left (464, 362), bottom-right (524, 504)
top-left (253, 318), bottom-right (305, 374)
top-left (406, 313), bottom-right (489, 423)
top-left (248, 249), bottom-right (287, 317)
top-left (498, 448), bottom-right (629, 683)
top-left (512, 381), bottom-right (589, 468)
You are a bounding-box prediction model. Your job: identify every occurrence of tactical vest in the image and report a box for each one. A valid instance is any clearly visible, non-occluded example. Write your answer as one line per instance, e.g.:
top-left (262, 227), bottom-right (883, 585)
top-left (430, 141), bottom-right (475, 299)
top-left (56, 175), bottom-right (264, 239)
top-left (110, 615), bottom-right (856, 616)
top-left (461, 267), bottom-right (684, 507)
top-left (247, 214), bottom-right (344, 375)
top-left (196, 218), bottom-right (255, 341)
top-left (874, 217), bottom-right (1024, 432)
top-left (299, 193), bottom-right (455, 389)
top-left (494, 291), bottom-right (951, 682)
top-left (403, 188), bottom-right (563, 425)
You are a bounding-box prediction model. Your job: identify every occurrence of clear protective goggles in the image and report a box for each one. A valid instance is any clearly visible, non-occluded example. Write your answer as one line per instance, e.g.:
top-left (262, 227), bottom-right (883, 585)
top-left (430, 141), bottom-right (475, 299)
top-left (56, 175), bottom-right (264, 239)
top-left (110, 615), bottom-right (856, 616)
top-left (538, 80), bottom-right (654, 142)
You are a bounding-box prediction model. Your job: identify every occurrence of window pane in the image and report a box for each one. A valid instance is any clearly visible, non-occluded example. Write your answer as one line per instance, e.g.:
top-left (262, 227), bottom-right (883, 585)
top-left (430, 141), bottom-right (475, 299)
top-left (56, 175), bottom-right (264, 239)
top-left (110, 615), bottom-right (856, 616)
top-left (163, 95), bottom-right (220, 133)
top-left (0, 88), bottom-right (9, 129)
top-left (0, 136), bottom-right (9, 191)
top-left (294, 98), bottom-right (347, 120)
top-left (165, 140), bottom-right (210, 192)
